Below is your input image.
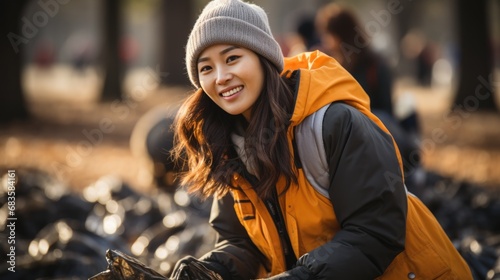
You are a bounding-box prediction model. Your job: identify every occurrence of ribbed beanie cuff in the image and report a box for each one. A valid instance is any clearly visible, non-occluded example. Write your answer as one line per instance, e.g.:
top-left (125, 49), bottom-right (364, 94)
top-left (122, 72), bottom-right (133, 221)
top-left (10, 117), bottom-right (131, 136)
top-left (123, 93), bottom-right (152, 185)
top-left (185, 0), bottom-right (284, 88)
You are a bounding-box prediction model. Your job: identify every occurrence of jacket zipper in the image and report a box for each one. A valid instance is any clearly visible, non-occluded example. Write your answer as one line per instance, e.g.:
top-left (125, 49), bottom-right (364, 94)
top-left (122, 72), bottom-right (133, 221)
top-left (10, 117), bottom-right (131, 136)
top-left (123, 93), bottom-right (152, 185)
top-left (237, 160), bottom-right (297, 269)
top-left (265, 190), bottom-right (297, 270)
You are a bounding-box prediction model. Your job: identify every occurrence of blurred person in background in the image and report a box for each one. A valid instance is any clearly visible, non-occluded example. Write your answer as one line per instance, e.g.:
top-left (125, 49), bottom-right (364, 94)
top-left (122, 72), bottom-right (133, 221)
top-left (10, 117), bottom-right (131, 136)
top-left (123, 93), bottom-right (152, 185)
top-left (34, 39), bottom-right (55, 69)
top-left (315, 3), bottom-right (394, 118)
top-left (316, 3), bottom-right (422, 188)
top-left (285, 15), bottom-right (322, 57)
top-left (169, 0), bottom-right (472, 279)
top-left (130, 104), bottom-right (212, 216)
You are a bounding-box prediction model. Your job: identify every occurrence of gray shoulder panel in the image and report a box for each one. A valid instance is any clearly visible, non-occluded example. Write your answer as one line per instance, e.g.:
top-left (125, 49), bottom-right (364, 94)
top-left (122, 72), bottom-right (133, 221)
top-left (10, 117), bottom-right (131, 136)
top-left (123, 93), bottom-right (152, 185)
top-left (295, 104), bottom-right (331, 198)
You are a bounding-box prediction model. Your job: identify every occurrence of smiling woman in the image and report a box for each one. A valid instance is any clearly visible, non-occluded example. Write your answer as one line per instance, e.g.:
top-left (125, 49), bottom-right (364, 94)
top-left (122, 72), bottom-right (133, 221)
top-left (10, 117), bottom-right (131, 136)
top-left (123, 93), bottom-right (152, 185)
top-left (197, 45), bottom-right (264, 120)
top-left (168, 0), bottom-right (473, 279)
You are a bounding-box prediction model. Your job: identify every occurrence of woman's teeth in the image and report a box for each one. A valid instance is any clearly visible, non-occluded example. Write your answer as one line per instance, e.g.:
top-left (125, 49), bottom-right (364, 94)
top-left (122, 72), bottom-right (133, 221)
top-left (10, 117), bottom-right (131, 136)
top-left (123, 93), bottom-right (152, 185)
top-left (221, 86), bottom-right (243, 97)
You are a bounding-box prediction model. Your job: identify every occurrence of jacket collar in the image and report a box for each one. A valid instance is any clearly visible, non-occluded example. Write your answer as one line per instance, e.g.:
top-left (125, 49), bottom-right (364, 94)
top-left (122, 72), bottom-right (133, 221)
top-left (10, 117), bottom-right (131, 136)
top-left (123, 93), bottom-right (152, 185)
top-left (283, 51), bottom-right (372, 127)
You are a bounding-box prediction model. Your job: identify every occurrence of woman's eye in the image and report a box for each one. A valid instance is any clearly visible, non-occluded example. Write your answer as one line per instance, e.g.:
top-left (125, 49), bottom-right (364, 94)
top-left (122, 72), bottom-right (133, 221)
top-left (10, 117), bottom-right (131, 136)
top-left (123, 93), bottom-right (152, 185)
top-left (227, 55), bottom-right (240, 63)
top-left (199, 65), bottom-right (211, 73)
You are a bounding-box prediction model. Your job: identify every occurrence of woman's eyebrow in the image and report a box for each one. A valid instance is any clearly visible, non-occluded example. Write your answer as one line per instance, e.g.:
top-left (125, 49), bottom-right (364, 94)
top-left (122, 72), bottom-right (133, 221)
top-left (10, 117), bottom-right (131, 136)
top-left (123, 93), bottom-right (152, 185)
top-left (198, 46), bottom-right (240, 64)
top-left (220, 45), bottom-right (239, 55)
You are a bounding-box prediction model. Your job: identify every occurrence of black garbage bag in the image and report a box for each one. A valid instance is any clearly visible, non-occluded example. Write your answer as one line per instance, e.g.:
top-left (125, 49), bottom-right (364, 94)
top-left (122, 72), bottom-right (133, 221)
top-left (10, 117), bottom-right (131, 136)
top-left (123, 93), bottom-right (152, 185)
top-left (0, 218), bottom-right (133, 279)
top-left (0, 168), bottom-right (94, 241)
top-left (487, 256), bottom-right (500, 280)
top-left (170, 257), bottom-right (222, 280)
top-left (89, 249), bottom-right (223, 280)
top-left (82, 175), bottom-right (170, 243)
top-left (89, 249), bottom-right (166, 280)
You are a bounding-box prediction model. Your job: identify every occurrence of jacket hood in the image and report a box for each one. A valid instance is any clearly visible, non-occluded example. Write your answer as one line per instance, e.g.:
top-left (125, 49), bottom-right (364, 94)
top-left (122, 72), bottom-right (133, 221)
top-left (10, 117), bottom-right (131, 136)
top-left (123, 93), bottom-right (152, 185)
top-left (284, 50), bottom-right (404, 174)
top-left (283, 51), bottom-right (372, 126)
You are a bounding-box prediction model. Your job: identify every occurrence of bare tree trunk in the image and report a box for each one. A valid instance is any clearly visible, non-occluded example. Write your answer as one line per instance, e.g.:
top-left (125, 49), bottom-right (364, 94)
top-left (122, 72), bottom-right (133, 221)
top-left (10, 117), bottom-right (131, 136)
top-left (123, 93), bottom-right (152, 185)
top-left (160, 0), bottom-right (193, 86)
top-left (0, 1), bottom-right (29, 123)
top-left (454, 0), bottom-right (497, 112)
top-left (100, 0), bottom-right (125, 101)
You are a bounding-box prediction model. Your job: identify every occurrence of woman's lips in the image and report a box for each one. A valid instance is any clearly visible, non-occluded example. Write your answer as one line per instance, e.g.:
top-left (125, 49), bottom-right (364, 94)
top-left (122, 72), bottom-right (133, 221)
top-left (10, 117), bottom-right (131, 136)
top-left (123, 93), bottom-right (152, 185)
top-left (220, 86), bottom-right (243, 97)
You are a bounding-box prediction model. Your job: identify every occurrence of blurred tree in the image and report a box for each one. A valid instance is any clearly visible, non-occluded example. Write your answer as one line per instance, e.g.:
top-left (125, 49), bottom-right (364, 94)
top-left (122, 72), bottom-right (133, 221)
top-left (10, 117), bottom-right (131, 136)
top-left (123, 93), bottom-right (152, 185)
top-left (101, 0), bottom-right (125, 101)
top-left (159, 0), bottom-right (193, 86)
top-left (0, 1), bottom-right (29, 123)
top-left (454, 0), bottom-right (498, 112)
top-left (393, 0), bottom-right (422, 78)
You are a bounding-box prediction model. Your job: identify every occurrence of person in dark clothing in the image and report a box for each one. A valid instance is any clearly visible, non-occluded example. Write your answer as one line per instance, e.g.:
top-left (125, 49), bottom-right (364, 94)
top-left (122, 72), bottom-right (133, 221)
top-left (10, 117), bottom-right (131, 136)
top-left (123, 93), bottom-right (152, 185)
top-left (316, 3), bottom-right (423, 185)
top-left (316, 3), bottom-right (394, 117)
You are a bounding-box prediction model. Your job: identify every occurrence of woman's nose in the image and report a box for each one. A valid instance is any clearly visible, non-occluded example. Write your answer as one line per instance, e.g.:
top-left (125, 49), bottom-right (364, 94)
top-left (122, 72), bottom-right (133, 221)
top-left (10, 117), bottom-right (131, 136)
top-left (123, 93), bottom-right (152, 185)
top-left (216, 68), bottom-right (232, 85)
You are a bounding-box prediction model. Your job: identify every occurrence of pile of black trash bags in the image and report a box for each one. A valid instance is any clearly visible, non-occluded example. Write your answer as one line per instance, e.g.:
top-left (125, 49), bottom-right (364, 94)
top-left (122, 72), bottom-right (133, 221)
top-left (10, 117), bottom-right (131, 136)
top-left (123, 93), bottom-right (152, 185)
top-left (0, 168), bottom-right (215, 280)
top-left (1, 167), bottom-right (500, 280)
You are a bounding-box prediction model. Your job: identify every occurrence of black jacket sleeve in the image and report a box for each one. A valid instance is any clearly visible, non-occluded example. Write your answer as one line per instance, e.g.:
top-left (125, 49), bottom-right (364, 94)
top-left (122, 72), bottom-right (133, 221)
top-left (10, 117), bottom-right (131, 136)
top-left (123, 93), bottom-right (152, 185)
top-left (199, 193), bottom-right (267, 280)
top-left (296, 102), bottom-right (407, 279)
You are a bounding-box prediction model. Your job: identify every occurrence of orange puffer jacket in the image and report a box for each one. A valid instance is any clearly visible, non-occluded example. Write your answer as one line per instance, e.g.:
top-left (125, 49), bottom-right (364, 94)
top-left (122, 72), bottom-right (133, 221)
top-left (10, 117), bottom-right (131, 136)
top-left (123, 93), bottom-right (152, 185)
top-left (203, 51), bottom-right (472, 280)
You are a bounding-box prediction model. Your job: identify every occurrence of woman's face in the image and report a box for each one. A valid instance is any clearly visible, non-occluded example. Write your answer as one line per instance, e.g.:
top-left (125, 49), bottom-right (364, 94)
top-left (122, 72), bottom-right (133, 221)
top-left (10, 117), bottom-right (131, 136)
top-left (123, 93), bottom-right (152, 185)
top-left (198, 44), bottom-right (264, 121)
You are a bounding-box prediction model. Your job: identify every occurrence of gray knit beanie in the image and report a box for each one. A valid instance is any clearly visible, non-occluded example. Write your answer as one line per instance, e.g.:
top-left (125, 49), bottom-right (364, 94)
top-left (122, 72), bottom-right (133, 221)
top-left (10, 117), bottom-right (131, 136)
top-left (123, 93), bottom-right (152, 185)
top-left (186, 0), bottom-right (284, 88)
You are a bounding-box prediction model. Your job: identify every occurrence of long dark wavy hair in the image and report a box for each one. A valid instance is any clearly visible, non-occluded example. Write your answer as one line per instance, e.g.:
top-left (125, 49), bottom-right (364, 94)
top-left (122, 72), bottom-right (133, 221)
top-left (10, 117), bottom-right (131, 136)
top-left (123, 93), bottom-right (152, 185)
top-left (172, 56), bottom-right (297, 200)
